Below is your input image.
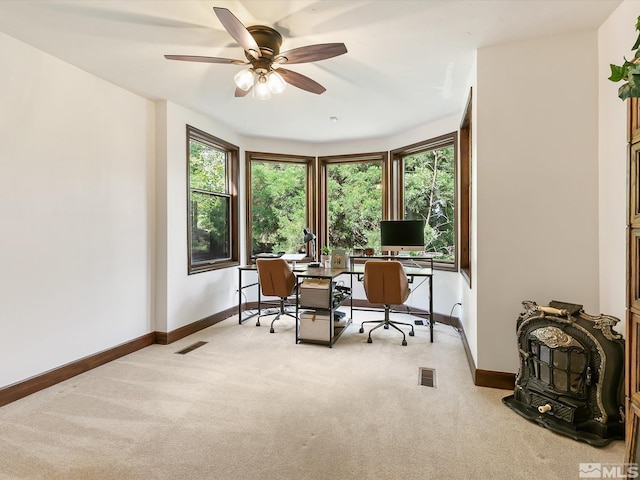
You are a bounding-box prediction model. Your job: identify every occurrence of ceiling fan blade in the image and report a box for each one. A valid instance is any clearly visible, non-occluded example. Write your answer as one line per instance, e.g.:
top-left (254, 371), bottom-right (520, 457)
top-left (213, 7), bottom-right (261, 58)
top-left (278, 68), bottom-right (326, 95)
top-left (235, 86), bottom-right (252, 97)
top-left (275, 43), bottom-right (347, 65)
top-left (164, 55), bottom-right (246, 65)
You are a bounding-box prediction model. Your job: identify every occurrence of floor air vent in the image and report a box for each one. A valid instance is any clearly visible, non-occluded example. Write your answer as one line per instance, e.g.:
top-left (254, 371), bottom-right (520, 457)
top-left (419, 367), bottom-right (436, 387)
top-left (175, 341), bottom-right (208, 355)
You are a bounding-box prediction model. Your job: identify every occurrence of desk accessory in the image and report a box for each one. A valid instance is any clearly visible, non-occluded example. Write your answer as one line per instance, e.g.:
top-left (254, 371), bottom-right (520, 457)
top-left (331, 249), bottom-right (348, 268)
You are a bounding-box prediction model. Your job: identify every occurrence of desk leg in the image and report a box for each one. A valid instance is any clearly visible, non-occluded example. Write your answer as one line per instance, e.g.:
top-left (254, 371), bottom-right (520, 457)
top-left (238, 269), bottom-right (261, 324)
top-left (429, 275), bottom-right (434, 343)
top-left (295, 281), bottom-right (300, 344)
top-left (238, 269), bottom-right (242, 324)
top-left (350, 272), bottom-right (353, 320)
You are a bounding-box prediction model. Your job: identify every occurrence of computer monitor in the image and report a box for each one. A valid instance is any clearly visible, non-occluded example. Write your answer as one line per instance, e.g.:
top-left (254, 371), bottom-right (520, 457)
top-left (380, 219), bottom-right (425, 252)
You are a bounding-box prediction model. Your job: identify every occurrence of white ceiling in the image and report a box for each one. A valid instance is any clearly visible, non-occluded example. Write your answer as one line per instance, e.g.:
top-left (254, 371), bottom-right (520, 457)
top-left (0, 0), bottom-right (622, 143)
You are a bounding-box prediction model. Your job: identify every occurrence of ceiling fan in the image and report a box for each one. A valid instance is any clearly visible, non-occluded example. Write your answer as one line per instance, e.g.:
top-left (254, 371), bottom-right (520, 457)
top-left (164, 7), bottom-right (347, 99)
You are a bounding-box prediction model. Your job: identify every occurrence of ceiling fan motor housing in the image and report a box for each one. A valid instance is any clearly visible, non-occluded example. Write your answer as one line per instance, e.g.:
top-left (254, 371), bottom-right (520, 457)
top-left (246, 25), bottom-right (282, 72)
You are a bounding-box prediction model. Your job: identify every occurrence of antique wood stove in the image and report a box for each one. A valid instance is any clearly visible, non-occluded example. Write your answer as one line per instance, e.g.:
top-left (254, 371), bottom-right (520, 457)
top-left (503, 300), bottom-right (624, 446)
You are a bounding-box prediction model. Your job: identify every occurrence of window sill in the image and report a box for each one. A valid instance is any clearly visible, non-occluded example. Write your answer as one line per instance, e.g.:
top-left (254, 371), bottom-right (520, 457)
top-left (189, 259), bottom-right (239, 274)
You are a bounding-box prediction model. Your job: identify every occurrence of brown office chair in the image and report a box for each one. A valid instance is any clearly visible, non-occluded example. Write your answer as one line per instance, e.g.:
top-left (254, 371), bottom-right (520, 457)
top-left (256, 258), bottom-right (297, 333)
top-left (359, 260), bottom-right (415, 346)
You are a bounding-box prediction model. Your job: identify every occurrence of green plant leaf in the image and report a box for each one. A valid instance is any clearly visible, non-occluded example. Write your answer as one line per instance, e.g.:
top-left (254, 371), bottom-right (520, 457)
top-left (628, 73), bottom-right (640, 97)
top-left (633, 16), bottom-right (640, 49)
top-left (618, 74), bottom-right (640, 100)
top-left (611, 16), bottom-right (640, 99)
top-left (634, 16), bottom-right (640, 49)
top-left (618, 83), bottom-right (631, 100)
top-left (610, 64), bottom-right (626, 82)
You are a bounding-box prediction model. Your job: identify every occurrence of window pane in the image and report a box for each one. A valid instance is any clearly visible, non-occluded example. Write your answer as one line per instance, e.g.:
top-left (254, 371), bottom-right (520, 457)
top-left (327, 162), bottom-right (382, 252)
top-left (189, 139), bottom-right (226, 193)
top-left (403, 146), bottom-right (455, 260)
top-left (190, 191), bottom-right (230, 262)
top-left (251, 161), bottom-right (307, 255)
top-left (554, 370), bottom-right (568, 391)
top-left (553, 350), bottom-right (567, 369)
top-left (187, 125), bottom-right (238, 273)
top-left (570, 350), bottom-right (586, 373)
top-left (540, 345), bottom-right (550, 364)
top-left (539, 364), bottom-right (550, 384)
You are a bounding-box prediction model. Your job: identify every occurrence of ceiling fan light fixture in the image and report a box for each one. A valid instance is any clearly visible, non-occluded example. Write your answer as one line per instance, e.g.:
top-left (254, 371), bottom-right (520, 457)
top-left (254, 74), bottom-right (272, 100)
top-left (166, 8), bottom-right (347, 99)
top-left (267, 71), bottom-right (286, 94)
top-left (234, 68), bottom-right (254, 91)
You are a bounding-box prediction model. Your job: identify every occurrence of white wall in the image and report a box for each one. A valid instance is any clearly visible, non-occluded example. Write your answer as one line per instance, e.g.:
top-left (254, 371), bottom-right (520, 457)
top-left (155, 102), bottom-right (243, 333)
top-left (598, 0), bottom-right (640, 335)
top-left (476, 30), bottom-right (600, 373)
top-left (0, 32), bottom-right (155, 388)
top-left (242, 136), bottom-right (320, 159)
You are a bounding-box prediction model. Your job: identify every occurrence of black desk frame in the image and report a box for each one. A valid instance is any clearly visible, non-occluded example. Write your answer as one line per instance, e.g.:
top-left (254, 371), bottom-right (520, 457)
top-left (237, 257), bottom-right (434, 342)
top-left (237, 265), bottom-right (302, 324)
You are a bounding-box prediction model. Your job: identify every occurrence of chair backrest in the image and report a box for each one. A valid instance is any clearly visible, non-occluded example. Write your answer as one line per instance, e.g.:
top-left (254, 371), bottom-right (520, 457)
top-left (256, 258), bottom-right (297, 298)
top-left (363, 260), bottom-right (410, 306)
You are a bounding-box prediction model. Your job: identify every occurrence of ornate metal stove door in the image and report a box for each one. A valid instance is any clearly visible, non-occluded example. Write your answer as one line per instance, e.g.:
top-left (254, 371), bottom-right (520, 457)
top-left (526, 326), bottom-right (589, 399)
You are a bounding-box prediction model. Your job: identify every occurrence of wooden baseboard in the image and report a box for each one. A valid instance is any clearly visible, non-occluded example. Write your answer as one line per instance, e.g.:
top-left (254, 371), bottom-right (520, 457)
top-left (0, 333), bottom-right (154, 408)
top-left (349, 300), bottom-right (514, 388)
top-left (458, 319), bottom-right (515, 390)
top-left (154, 305), bottom-right (236, 345)
top-left (474, 369), bottom-right (516, 390)
top-left (0, 306), bottom-right (237, 407)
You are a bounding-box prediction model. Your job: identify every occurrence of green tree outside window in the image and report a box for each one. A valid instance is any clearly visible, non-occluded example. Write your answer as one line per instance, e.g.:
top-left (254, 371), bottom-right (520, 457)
top-left (327, 162), bottom-right (382, 252)
top-left (403, 146), bottom-right (455, 260)
top-left (251, 161), bottom-right (307, 254)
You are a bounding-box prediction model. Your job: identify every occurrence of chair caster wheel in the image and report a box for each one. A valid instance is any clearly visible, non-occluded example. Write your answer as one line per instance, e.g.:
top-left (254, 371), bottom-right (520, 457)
top-left (359, 327), bottom-right (364, 333)
top-left (270, 328), bottom-right (275, 333)
top-left (367, 338), bottom-right (372, 344)
top-left (384, 324), bottom-right (389, 329)
top-left (409, 331), bottom-right (415, 336)
top-left (256, 321), bottom-right (260, 327)
top-left (402, 340), bottom-right (408, 346)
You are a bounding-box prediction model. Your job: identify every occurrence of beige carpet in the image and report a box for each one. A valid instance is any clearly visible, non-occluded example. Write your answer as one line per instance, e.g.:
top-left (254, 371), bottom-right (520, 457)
top-left (0, 310), bottom-right (625, 479)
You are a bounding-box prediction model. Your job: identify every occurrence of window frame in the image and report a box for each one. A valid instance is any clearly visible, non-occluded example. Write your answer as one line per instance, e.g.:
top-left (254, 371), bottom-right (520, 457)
top-left (318, 152), bottom-right (389, 253)
top-left (245, 151), bottom-right (315, 265)
top-left (390, 132), bottom-right (458, 271)
top-left (459, 88), bottom-right (472, 285)
top-left (186, 125), bottom-right (239, 274)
